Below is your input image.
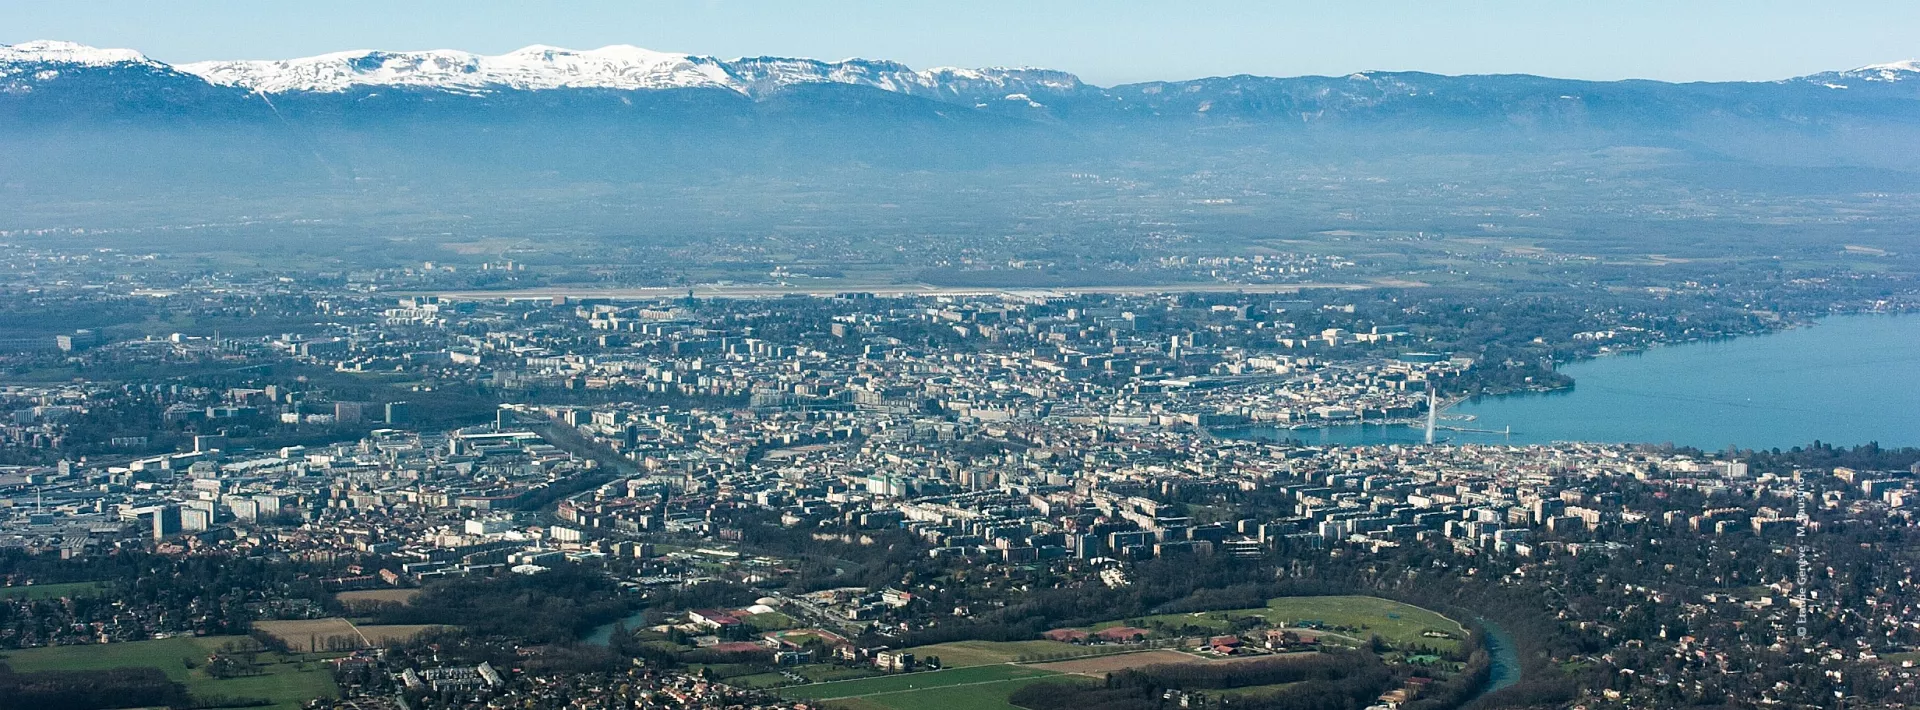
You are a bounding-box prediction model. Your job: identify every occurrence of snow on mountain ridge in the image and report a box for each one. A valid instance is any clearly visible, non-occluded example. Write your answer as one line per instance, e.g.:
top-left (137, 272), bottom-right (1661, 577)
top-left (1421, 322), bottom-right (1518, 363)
top-left (8, 39), bottom-right (1912, 106)
top-left (1, 40), bottom-right (162, 93)
top-left (0, 40), bottom-right (152, 67)
top-left (174, 43), bottom-right (1087, 98)
top-left (1846, 60), bottom-right (1920, 81)
top-left (1787, 60), bottom-right (1920, 91)
top-left (180, 44), bottom-right (740, 94)
top-left (726, 56), bottom-right (929, 97)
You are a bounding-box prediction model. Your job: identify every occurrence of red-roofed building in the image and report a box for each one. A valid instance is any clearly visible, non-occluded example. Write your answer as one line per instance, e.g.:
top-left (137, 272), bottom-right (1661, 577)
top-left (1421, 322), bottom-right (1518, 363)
top-left (1096, 626), bottom-right (1149, 643)
top-left (1044, 628), bottom-right (1090, 643)
top-left (1264, 629), bottom-right (1318, 649)
top-left (689, 609), bottom-right (742, 630)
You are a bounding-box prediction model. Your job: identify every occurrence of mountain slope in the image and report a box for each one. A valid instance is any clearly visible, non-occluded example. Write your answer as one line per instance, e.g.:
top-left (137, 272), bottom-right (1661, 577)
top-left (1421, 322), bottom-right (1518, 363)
top-left (1790, 60), bottom-right (1920, 99)
top-left (170, 43), bottom-right (1091, 109)
top-left (6, 39), bottom-right (1918, 127)
top-left (179, 45), bottom-right (741, 94)
top-left (0, 40), bottom-right (263, 121)
top-left (6, 39), bottom-right (1920, 200)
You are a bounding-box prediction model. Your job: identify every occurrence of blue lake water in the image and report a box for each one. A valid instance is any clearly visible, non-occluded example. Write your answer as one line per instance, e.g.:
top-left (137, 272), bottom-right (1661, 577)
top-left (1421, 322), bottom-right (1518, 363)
top-left (1228, 313), bottom-right (1920, 450)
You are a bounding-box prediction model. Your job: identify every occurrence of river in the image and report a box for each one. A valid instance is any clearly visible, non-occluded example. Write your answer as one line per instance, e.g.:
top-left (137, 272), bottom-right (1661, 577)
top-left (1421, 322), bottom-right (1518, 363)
top-left (1477, 619), bottom-right (1521, 697)
top-left (1226, 313), bottom-right (1920, 450)
top-left (583, 609), bottom-right (650, 646)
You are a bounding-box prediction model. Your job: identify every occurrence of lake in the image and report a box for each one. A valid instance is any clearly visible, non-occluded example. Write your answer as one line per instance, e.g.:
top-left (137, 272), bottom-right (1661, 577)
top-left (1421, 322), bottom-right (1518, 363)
top-left (1226, 313), bottom-right (1920, 450)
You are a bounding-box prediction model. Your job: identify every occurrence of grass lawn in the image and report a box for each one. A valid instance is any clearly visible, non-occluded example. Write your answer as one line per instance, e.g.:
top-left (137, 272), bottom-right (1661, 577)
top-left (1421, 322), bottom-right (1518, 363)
top-left (1258, 596), bottom-right (1463, 652)
top-left (796, 664), bottom-right (883, 682)
top-left (835, 674), bottom-right (1068, 710)
top-left (0, 581), bottom-right (106, 600)
top-left (1090, 596), bottom-right (1463, 653)
top-left (779, 663), bottom-right (1056, 700)
top-left (639, 639), bottom-right (692, 654)
top-left (825, 699), bottom-right (892, 710)
top-left (0, 635), bottom-right (336, 710)
top-left (725, 671), bottom-right (792, 689)
top-left (902, 640), bottom-right (1090, 667)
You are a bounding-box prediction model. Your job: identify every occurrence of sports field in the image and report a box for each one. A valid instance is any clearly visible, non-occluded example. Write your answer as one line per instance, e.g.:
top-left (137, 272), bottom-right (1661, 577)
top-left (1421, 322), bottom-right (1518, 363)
top-left (0, 635), bottom-right (337, 710)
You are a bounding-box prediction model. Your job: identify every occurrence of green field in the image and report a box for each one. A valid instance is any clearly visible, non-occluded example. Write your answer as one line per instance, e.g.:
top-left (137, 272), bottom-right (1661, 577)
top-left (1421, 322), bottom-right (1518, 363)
top-left (1259, 596), bottom-right (1463, 651)
top-left (0, 635), bottom-right (338, 710)
top-left (902, 640), bottom-right (1092, 667)
top-left (754, 596), bottom-right (1463, 709)
top-left (779, 663), bottom-right (1057, 701)
top-left (0, 581), bottom-right (106, 600)
top-left (690, 660), bottom-right (880, 690)
top-left (723, 671), bottom-right (792, 689)
top-left (796, 664), bottom-right (883, 682)
top-left (825, 674), bottom-right (1070, 710)
top-left (1093, 595), bottom-right (1464, 652)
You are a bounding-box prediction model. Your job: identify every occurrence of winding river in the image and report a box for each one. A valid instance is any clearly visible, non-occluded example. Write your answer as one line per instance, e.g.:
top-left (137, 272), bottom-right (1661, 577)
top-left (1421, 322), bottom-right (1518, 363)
top-left (1477, 619), bottom-right (1521, 697)
top-left (583, 609), bottom-right (650, 646)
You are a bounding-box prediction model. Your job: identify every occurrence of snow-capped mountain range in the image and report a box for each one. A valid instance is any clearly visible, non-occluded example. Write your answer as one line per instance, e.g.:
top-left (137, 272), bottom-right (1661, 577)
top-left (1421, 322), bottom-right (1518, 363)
top-left (0, 39), bottom-right (1084, 102)
top-left (7, 39), bottom-right (1912, 102)
top-left (6, 38), bottom-right (1920, 148)
top-left (0, 39), bottom-right (150, 67)
top-left (181, 44), bottom-right (741, 94)
top-left (1794, 60), bottom-right (1920, 89)
top-left (9, 39), bottom-right (1920, 208)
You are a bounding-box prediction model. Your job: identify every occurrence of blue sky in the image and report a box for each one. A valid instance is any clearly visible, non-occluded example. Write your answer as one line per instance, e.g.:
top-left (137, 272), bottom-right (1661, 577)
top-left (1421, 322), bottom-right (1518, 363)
top-left (2, 0), bottom-right (1916, 84)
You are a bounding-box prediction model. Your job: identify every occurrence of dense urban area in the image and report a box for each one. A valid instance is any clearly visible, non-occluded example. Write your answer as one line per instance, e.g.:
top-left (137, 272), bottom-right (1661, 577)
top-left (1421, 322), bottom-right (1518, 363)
top-left (0, 233), bottom-right (1916, 710)
top-left (6, 22), bottom-right (1920, 710)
